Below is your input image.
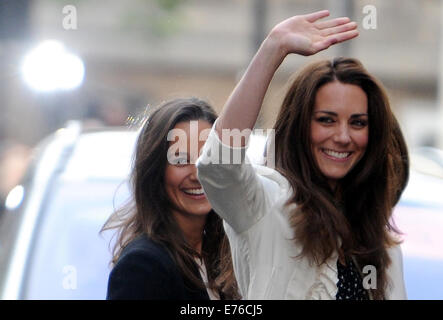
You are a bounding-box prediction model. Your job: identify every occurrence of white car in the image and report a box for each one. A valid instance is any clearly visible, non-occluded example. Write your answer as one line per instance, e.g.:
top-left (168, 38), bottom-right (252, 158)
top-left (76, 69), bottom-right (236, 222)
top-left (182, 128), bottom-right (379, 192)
top-left (0, 122), bottom-right (442, 299)
top-left (393, 148), bottom-right (443, 299)
top-left (0, 122), bottom-right (134, 299)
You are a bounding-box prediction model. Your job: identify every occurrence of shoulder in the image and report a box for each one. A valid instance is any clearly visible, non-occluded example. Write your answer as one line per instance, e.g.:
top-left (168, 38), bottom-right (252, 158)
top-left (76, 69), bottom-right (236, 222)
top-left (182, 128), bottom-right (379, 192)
top-left (385, 244), bottom-right (407, 299)
top-left (120, 235), bottom-right (171, 260)
top-left (117, 234), bottom-right (175, 270)
top-left (107, 235), bottom-right (182, 299)
top-left (387, 243), bottom-right (402, 256)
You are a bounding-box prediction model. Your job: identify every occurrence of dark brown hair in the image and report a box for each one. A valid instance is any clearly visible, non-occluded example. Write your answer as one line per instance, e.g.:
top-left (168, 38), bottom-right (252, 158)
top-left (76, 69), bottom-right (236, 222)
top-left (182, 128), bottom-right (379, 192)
top-left (102, 97), bottom-right (239, 299)
top-left (273, 58), bottom-right (409, 299)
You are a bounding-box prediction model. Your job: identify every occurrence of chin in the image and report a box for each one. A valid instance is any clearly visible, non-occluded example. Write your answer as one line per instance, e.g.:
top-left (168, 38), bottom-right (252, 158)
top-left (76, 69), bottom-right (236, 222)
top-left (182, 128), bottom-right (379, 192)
top-left (326, 174), bottom-right (346, 180)
top-left (322, 170), bottom-right (349, 181)
top-left (191, 206), bottom-right (212, 216)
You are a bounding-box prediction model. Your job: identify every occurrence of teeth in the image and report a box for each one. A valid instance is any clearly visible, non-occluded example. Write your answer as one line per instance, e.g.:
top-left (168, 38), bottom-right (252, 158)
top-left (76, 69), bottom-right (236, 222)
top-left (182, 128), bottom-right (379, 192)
top-left (183, 188), bottom-right (204, 195)
top-left (323, 149), bottom-right (350, 159)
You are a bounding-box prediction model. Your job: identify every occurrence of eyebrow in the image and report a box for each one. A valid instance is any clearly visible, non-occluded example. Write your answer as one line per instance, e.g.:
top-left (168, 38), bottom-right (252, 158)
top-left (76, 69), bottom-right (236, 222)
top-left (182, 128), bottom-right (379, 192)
top-left (314, 110), bottom-right (368, 118)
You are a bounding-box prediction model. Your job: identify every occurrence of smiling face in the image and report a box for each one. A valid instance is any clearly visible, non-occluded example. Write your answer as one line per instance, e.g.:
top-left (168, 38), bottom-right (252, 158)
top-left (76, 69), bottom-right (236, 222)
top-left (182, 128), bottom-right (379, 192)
top-left (165, 120), bottom-right (213, 225)
top-left (310, 81), bottom-right (369, 186)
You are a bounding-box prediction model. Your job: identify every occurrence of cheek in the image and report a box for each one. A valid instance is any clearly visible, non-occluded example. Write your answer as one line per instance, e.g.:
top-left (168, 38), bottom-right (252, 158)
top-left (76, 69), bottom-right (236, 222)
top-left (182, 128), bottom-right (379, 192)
top-left (353, 129), bottom-right (369, 150)
top-left (310, 122), bottom-right (329, 146)
top-left (164, 166), bottom-right (182, 195)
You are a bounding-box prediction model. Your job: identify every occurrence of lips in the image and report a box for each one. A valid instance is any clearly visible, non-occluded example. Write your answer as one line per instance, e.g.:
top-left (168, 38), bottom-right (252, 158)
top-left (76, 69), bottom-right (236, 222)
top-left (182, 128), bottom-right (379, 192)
top-left (181, 188), bottom-right (207, 200)
top-left (182, 188), bottom-right (204, 196)
top-left (321, 148), bottom-right (352, 161)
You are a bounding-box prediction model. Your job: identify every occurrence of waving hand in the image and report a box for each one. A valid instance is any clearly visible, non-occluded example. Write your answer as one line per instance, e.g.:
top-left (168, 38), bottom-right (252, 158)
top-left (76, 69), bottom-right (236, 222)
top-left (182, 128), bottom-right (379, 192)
top-left (215, 10), bottom-right (359, 146)
top-left (269, 10), bottom-right (358, 56)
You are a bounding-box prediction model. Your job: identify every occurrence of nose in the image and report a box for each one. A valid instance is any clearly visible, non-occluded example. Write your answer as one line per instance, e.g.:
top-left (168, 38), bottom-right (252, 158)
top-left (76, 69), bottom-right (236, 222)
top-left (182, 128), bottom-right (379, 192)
top-left (188, 164), bottom-right (199, 181)
top-left (333, 124), bottom-right (352, 145)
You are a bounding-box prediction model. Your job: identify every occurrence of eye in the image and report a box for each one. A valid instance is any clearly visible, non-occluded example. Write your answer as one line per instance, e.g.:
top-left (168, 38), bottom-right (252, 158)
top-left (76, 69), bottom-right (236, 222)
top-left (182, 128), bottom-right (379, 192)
top-left (351, 119), bottom-right (368, 128)
top-left (316, 116), bottom-right (334, 124)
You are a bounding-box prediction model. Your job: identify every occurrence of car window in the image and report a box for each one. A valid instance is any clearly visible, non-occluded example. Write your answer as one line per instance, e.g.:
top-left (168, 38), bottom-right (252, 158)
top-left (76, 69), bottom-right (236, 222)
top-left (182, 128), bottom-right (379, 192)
top-left (22, 178), bottom-right (129, 299)
top-left (395, 169), bottom-right (443, 299)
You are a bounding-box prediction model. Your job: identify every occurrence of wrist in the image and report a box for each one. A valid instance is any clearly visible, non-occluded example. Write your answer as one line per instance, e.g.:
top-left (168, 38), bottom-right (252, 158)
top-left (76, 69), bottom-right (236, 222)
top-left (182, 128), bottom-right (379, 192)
top-left (260, 33), bottom-right (287, 68)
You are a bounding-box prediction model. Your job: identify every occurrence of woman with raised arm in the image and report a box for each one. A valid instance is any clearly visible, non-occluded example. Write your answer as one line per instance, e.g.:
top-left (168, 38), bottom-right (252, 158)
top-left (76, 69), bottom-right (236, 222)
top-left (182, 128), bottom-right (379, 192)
top-left (196, 10), bottom-right (408, 300)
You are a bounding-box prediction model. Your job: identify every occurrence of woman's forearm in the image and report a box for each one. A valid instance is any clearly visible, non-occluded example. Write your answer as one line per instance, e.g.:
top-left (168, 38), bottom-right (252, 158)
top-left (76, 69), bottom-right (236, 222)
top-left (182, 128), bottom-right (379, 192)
top-left (216, 38), bottom-right (285, 147)
top-left (214, 10), bottom-right (358, 148)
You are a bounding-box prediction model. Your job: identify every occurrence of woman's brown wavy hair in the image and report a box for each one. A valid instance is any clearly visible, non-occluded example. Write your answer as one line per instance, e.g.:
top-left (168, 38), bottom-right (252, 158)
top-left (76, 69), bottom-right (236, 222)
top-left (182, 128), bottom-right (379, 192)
top-left (273, 57), bottom-right (409, 299)
top-left (102, 97), bottom-right (239, 299)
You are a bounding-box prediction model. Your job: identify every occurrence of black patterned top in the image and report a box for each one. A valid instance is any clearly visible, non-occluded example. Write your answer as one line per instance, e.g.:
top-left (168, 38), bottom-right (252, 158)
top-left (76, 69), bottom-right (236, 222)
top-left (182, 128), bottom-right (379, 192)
top-left (336, 257), bottom-right (370, 300)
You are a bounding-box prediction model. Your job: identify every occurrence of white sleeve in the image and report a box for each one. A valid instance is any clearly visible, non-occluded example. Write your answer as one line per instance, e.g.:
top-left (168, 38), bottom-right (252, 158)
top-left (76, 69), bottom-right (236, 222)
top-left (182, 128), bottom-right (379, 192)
top-left (196, 121), bottom-right (270, 234)
top-left (385, 244), bottom-right (407, 300)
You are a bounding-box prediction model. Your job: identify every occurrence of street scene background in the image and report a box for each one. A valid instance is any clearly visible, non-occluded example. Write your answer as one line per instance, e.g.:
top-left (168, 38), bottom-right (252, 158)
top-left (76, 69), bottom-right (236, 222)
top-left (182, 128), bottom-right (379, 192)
top-left (0, 0), bottom-right (442, 300)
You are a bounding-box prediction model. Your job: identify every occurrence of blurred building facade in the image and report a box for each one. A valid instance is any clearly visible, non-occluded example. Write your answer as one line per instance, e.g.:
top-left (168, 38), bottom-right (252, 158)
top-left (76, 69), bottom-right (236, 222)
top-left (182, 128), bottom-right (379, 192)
top-left (0, 0), bottom-right (441, 148)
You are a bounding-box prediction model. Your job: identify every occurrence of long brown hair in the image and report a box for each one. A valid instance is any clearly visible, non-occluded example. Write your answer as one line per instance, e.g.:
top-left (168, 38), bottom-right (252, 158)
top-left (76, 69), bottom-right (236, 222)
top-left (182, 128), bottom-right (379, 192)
top-left (102, 97), bottom-right (239, 299)
top-left (273, 58), bottom-right (409, 299)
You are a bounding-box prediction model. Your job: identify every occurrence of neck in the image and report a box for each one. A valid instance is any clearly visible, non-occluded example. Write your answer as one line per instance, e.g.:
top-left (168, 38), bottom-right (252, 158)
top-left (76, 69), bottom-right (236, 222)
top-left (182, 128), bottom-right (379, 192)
top-left (329, 180), bottom-right (345, 203)
top-left (328, 179), bottom-right (337, 191)
top-left (172, 212), bottom-right (207, 255)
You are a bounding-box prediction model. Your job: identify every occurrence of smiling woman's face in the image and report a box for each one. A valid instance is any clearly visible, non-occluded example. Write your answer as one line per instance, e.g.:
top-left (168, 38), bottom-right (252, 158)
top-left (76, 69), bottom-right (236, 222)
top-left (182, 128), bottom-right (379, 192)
top-left (164, 120), bottom-right (212, 223)
top-left (310, 81), bottom-right (369, 185)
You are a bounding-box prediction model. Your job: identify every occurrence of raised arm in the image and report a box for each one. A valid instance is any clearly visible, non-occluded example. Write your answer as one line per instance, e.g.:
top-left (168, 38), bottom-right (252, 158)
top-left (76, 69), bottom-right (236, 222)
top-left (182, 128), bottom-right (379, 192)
top-left (197, 10), bottom-right (359, 234)
top-left (216, 10), bottom-right (359, 147)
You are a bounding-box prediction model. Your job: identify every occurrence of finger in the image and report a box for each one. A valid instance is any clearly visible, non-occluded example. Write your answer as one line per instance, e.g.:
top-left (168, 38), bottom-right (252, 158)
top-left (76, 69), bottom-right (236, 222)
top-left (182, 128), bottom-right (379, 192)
top-left (304, 10), bottom-right (330, 22)
top-left (328, 29), bottom-right (359, 44)
top-left (315, 17), bottom-right (350, 29)
top-left (320, 21), bottom-right (358, 37)
top-left (312, 30), bottom-right (359, 52)
top-left (312, 38), bottom-right (337, 53)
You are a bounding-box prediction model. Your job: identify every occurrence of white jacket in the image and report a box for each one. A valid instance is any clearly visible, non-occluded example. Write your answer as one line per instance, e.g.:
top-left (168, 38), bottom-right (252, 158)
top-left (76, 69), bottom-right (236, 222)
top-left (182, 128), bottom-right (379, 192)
top-left (196, 123), bottom-right (407, 300)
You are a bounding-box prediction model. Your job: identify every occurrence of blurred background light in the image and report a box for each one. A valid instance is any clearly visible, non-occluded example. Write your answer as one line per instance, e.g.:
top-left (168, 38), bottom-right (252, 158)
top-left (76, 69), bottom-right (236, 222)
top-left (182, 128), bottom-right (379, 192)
top-left (5, 185), bottom-right (25, 211)
top-left (21, 40), bottom-right (85, 92)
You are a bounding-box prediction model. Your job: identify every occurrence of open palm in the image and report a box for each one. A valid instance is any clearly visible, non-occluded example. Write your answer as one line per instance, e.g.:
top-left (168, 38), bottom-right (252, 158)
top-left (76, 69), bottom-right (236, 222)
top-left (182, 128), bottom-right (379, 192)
top-left (271, 10), bottom-right (359, 56)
